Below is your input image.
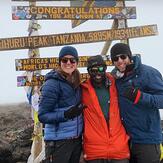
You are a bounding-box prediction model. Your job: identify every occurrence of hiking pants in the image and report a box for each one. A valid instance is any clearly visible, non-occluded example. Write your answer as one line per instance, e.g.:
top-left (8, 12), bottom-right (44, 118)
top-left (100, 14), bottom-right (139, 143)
top-left (130, 143), bottom-right (161, 163)
top-left (44, 136), bottom-right (82, 163)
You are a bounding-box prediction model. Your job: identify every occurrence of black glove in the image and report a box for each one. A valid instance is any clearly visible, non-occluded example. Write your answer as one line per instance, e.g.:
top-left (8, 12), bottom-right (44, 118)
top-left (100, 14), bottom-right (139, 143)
top-left (64, 103), bottom-right (86, 119)
top-left (45, 141), bottom-right (55, 160)
top-left (125, 63), bottom-right (134, 73)
top-left (123, 86), bottom-right (141, 103)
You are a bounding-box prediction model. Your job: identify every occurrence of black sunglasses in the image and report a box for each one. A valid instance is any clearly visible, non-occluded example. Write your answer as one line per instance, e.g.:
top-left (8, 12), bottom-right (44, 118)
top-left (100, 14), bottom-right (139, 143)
top-left (61, 57), bottom-right (77, 64)
top-left (89, 66), bottom-right (105, 74)
top-left (112, 54), bottom-right (127, 62)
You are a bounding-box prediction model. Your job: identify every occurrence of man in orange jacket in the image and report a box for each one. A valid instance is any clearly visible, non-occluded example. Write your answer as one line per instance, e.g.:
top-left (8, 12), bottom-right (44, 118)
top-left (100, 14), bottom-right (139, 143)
top-left (81, 55), bottom-right (130, 163)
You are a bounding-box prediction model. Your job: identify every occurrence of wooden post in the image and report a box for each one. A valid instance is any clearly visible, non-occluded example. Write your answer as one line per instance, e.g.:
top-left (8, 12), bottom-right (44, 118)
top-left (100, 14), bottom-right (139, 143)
top-left (116, 0), bottom-right (129, 45)
top-left (101, 0), bottom-right (129, 56)
top-left (26, 1), bottom-right (43, 162)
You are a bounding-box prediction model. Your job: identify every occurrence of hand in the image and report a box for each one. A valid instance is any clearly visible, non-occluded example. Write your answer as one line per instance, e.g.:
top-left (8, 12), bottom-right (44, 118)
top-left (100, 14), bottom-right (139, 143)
top-left (45, 141), bottom-right (55, 158)
top-left (123, 86), bottom-right (141, 104)
top-left (125, 63), bottom-right (134, 73)
top-left (64, 103), bottom-right (86, 119)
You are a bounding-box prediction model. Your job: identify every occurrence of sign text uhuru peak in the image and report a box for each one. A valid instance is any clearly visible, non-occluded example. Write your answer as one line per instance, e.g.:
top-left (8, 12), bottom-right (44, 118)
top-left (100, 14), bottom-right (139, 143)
top-left (0, 24), bottom-right (158, 51)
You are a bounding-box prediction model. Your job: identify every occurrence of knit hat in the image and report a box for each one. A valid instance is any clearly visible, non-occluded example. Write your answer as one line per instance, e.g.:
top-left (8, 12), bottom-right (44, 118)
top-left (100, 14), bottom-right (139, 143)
top-left (87, 55), bottom-right (106, 69)
top-left (59, 46), bottom-right (79, 62)
top-left (110, 43), bottom-right (132, 61)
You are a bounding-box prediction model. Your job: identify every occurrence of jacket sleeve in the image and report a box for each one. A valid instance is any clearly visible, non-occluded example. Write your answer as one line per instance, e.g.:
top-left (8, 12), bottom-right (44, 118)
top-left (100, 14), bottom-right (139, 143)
top-left (38, 79), bottom-right (67, 124)
top-left (139, 68), bottom-right (163, 109)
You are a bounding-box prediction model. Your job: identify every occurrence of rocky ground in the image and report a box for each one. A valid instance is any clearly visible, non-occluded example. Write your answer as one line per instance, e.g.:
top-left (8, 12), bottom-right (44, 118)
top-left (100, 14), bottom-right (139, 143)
top-left (1, 103), bottom-right (163, 163)
top-left (0, 102), bottom-right (33, 163)
top-left (0, 103), bottom-right (86, 163)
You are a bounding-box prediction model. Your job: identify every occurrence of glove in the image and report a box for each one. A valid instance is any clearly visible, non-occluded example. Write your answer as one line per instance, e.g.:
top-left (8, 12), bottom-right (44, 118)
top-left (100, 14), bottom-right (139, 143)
top-left (123, 86), bottom-right (141, 104)
top-left (45, 141), bottom-right (55, 160)
top-left (64, 103), bottom-right (86, 119)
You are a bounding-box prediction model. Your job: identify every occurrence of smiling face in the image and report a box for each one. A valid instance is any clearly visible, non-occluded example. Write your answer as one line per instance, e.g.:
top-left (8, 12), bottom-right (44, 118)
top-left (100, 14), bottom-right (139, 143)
top-left (88, 65), bottom-right (106, 85)
top-left (60, 55), bottom-right (78, 75)
top-left (112, 54), bottom-right (131, 72)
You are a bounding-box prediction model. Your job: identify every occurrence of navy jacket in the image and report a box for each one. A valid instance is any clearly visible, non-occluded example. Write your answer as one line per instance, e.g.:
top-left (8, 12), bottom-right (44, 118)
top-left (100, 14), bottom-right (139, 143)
top-left (112, 55), bottom-right (163, 144)
top-left (38, 70), bottom-right (83, 140)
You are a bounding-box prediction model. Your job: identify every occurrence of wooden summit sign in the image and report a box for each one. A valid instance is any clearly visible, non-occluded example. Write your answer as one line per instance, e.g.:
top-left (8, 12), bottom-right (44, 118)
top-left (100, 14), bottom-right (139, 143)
top-left (15, 56), bottom-right (112, 71)
top-left (12, 6), bottom-right (136, 20)
top-left (17, 73), bottom-right (90, 87)
top-left (0, 24), bottom-right (158, 51)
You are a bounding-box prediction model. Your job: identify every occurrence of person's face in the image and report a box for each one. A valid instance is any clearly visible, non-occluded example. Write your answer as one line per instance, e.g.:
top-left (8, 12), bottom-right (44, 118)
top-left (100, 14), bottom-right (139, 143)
top-left (88, 65), bottom-right (106, 84)
top-left (60, 55), bottom-right (78, 75)
top-left (112, 54), bottom-right (131, 72)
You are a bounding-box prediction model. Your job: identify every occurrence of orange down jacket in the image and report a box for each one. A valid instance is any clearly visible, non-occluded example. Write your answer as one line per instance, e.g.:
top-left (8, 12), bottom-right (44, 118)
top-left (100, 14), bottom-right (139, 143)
top-left (81, 73), bottom-right (130, 161)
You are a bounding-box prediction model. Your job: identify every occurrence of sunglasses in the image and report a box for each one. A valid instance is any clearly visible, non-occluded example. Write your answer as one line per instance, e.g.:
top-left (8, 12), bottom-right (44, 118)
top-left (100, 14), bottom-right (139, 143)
top-left (89, 66), bottom-right (105, 74)
top-left (61, 57), bottom-right (77, 64)
top-left (112, 54), bottom-right (127, 62)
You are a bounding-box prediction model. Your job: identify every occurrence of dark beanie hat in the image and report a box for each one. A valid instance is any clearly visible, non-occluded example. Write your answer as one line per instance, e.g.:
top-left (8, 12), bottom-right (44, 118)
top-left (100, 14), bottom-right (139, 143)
top-left (87, 55), bottom-right (106, 69)
top-left (110, 43), bottom-right (132, 61)
top-left (59, 46), bottom-right (78, 62)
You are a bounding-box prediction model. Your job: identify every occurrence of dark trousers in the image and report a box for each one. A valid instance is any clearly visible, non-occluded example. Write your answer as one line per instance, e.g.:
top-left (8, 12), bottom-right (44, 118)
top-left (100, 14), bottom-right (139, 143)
top-left (44, 137), bottom-right (82, 163)
top-left (130, 144), bottom-right (161, 163)
top-left (86, 159), bottom-right (129, 163)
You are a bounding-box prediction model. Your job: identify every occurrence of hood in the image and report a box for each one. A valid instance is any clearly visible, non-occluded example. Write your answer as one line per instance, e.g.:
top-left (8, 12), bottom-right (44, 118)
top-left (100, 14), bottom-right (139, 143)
top-left (132, 54), bottom-right (142, 71)
top-left (45, 70), bottom-right (64, 82)
top-left (81, 79), bottom-right (91, 90)
top-left (81, 73), bottom-right (113, 90)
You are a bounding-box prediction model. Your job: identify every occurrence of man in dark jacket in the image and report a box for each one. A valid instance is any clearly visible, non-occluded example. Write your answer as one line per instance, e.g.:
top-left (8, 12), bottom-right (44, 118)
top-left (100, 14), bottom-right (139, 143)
top-left (110, 43), bottom-right (163, 163)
